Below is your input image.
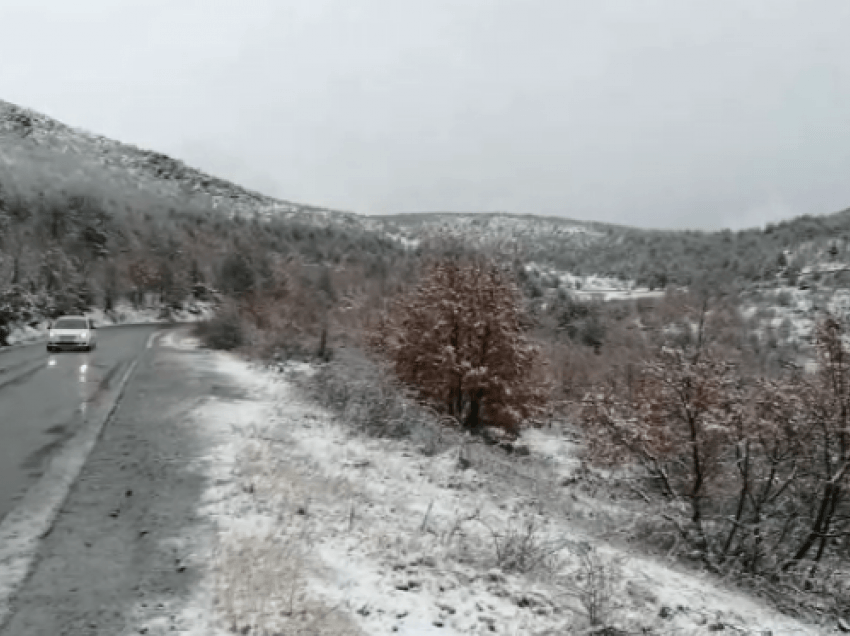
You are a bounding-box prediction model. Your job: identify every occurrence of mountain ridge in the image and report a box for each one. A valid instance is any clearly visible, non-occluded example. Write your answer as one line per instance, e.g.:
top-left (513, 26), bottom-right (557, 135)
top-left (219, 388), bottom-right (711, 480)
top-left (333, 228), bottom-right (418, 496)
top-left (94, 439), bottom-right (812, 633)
top-left (4, 97), bottom-right (850, 291)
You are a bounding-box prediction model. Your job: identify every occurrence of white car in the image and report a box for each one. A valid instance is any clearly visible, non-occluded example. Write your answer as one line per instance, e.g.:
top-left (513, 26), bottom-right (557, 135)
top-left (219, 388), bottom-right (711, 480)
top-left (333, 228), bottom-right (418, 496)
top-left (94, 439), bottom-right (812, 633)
top-left (47, 316), bottom-right (98, 352)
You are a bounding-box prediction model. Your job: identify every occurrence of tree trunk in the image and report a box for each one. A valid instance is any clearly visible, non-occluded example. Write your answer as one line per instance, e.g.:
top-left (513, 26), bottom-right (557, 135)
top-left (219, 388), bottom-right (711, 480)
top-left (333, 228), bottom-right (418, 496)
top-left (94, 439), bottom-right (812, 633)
top-left (686, 412), bottom-right (709, 552)
top-left (787, 482), bottom-right (840, 568)
top-left (316, 323), bottom-right (328, 360)
top-left (722, 441), bottom-right (750, 560)
top-left (465, 389), bottom-right (485, 433)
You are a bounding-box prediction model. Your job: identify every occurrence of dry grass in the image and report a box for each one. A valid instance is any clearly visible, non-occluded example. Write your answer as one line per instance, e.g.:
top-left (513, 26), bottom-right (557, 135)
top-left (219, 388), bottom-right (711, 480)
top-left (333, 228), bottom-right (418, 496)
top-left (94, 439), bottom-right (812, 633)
top-left (212, 528), bottom-right (358, 636)
top-left (291, 351), bottom-right (824, 635)
top-left (235, 436), bottom-right (354, 511)
top-left (298, 347), bottom-right (460, 454)
top-left (211, 436), bottom-right (362, 636)
top-left (555, 542), bottom-right (625, 628)
top-left (478, 514), bottom-right (569, 575)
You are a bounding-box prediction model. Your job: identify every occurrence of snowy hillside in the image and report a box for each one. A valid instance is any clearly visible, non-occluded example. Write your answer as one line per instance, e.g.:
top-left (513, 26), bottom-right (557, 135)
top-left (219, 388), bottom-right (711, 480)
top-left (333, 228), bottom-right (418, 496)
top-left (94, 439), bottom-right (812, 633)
top-left (159, 349), bottom-right (838, 636)
top-left (366, 212), bottom-right (608, 250)
top-left (0, 99), bottom-right (366, 230)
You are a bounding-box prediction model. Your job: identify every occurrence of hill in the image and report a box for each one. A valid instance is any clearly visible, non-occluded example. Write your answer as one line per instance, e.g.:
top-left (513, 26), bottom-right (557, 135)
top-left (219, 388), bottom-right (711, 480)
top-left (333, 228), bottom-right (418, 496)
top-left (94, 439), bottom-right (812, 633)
top-left (0, 99), bottom-right (366, 230)
top-left (367, 208), bottom-right (850, 292)
top-left (0, 99), bottom-right (409, 348)
top-left (5, 96), bottom-right (850, 297)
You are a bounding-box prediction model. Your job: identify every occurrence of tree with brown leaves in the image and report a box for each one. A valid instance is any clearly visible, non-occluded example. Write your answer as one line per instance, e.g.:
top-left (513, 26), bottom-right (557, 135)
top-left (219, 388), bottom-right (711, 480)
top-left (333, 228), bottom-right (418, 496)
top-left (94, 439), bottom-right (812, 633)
top-left (369, 257), bottom-right (549, 437)
top-left (581, 343), bottom-right (743, 557)
top-left (581, 309), bottom-right (850, 581)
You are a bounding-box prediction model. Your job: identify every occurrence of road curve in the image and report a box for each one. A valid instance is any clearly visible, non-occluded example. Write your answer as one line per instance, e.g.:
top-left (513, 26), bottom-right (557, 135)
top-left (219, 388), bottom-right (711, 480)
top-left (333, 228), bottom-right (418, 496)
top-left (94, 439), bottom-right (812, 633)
top-left (0, 324), bottom-right (162, 524)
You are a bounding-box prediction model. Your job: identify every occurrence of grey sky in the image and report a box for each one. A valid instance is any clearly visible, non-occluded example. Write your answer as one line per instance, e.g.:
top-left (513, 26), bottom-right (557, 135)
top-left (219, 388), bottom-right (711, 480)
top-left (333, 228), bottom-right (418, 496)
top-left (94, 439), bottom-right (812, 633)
top-left (3, 0), bottom-right (850, 230)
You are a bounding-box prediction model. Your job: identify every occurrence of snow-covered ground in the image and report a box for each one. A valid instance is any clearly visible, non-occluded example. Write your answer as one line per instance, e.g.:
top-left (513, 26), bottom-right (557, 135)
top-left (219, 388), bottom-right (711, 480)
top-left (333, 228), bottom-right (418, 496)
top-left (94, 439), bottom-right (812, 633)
top-left (385, 232), bottom-right (422, 250)
top-left (86, 301), bottom-right (216, 327)
top-left (571, 288), bottom-right (667, 302)
top-left (523, 262), bottom-right (666, 301)
top-left (737, 285), bottom-right (850, 357)
top-left (151, 346), bottom-right (835, 636)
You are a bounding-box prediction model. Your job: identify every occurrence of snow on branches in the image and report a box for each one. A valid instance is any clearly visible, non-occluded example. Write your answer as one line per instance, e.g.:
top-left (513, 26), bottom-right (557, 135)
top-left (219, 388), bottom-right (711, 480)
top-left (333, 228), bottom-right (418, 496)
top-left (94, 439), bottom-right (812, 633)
top-left (368, 258), bottom-right (549, 437)
top-left (581, 312), bottom-right (850, 580)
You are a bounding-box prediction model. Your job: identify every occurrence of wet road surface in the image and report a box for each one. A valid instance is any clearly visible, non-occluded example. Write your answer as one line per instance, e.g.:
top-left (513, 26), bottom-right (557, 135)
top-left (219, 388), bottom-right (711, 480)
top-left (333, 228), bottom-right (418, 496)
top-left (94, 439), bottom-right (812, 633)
top-left (0, 325), bottom-right (161, 523)
top-left (0, 326), bottom-right (239, 636)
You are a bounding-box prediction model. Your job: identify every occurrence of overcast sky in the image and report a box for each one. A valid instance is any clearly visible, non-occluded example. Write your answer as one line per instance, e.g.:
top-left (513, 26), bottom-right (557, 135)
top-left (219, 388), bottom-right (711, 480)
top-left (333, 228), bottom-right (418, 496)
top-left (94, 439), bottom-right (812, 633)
top-left (2, 0), bottom-right (850, 230)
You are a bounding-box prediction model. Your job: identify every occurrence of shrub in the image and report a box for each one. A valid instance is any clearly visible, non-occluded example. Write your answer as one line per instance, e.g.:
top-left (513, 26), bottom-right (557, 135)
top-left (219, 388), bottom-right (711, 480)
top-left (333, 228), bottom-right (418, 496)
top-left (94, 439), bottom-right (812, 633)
top-left (195, 307), bottom-right (244, 350)
top-left (0, 285), bottom-right (38, 345)
top-left (479, 515), bottom-right (566, 575)
top-left (554, 294), bottom-right (608, 350)
top-left (581, 314), bottom-right (850, 584)
top-left (558, 542), bottom-right (624, 628)
top-left (300, 348), bottom-right (455, 452)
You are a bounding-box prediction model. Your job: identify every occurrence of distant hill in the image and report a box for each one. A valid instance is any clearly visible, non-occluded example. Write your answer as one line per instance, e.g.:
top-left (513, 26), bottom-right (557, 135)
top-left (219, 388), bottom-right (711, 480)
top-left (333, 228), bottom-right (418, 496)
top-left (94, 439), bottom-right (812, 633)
top-left (365, 212), bottom-right (610, 249)
top-left (366, 209), bottom-right (850, 291)
top-left (0, 98), bottom-right (411, 346)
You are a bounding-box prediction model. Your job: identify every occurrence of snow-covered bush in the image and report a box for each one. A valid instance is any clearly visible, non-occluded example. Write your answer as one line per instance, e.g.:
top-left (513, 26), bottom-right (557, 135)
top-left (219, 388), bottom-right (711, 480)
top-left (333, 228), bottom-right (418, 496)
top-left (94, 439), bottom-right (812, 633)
top-left (194, 303), bottom-right (244, 351)
top-left (581, 314), bottom-right (850, 588)
top-left (0, 284), bottom-right (38, 345)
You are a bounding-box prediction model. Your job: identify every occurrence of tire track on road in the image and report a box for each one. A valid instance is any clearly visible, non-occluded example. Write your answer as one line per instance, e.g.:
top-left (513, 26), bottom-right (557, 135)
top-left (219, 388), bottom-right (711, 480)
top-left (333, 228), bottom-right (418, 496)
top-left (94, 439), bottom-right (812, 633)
top-left (0, 360), bottom-right (44, 392)
top-left (0, 359), bottom-right (140, 630)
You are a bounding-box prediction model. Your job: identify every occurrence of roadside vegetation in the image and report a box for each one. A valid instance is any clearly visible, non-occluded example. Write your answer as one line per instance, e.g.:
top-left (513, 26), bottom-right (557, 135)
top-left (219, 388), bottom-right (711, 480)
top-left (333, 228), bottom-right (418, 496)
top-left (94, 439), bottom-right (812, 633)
top-left (273, 261), bottom-right (848, 629)
top-left (2, 99), bottom-right (849, 631)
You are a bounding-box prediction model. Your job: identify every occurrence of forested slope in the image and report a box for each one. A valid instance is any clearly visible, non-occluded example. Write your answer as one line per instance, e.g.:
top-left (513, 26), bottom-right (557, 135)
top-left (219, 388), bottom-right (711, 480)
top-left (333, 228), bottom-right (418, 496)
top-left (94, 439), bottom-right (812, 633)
top-left (0, 100), bottom-right (409, 346)
top-left (369, 209), bottom-right (850, 290)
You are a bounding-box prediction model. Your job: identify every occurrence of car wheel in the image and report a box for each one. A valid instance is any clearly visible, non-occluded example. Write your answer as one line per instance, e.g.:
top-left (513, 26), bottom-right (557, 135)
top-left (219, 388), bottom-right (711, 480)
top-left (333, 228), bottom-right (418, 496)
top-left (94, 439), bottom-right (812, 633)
top-left (46, 346), bottom-right (53, 353)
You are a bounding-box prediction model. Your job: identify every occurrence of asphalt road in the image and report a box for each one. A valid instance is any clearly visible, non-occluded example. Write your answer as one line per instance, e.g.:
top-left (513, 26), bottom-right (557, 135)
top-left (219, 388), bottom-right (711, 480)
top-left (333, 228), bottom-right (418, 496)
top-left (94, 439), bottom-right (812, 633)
top-left (0, 325), bottom-right (161, 524)
top-left (0, 325), bottom-right (245, 635)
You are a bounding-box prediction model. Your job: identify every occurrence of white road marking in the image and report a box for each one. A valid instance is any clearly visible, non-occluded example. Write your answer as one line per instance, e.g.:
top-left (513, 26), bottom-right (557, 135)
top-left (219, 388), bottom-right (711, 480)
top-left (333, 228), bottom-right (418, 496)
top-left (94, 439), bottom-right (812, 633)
top-left (146, 332), bottom-right (159, 349)
top-left (0, 359), bottom-right (140, 626)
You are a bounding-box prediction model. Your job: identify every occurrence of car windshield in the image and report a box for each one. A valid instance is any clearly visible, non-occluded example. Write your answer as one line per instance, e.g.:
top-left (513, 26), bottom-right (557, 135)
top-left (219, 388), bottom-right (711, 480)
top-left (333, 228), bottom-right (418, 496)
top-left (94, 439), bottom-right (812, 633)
top-left (53, 318), bottom-right (88, 330)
